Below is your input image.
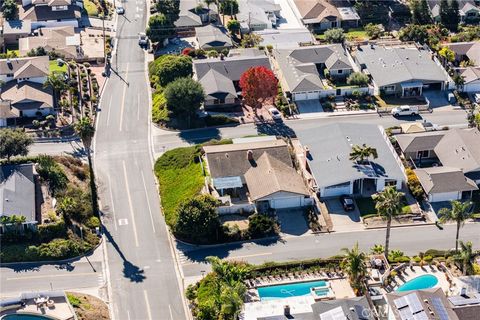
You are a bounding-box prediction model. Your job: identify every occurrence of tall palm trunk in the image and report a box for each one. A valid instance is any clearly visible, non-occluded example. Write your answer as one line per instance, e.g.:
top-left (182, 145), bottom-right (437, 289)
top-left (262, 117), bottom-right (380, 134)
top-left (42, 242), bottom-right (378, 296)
top-left (384, 216), bottom-right (392, 258)
top-left (455, 221), bottom-right (460, 252)
top-left (86, 147), bottom-right (98, 216)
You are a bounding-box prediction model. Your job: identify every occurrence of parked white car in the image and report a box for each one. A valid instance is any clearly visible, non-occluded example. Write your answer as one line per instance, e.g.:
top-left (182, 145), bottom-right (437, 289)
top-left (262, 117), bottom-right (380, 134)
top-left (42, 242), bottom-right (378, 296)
top-left (268, 107), bottom-right (282, 120)
top-left (391, 105), bottom-right (419, 116)
top-left (116, 6), bottom-right (125, 14)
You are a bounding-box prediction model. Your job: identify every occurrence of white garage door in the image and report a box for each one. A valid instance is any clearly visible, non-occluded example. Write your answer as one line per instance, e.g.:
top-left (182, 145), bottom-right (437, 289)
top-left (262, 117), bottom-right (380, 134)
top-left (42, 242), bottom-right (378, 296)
top-left (307, 92), bottom-right (319, 100)
top-left (464, 82), bottom-right (480, 93)
top-left (269, 197), bottom-right (302, 209)
top-left (430, 191), bottom-right (459, 202)
top-left (294, 93), bottom-right (307, 101)
top-left (321, 184), bottom-right (351, 198)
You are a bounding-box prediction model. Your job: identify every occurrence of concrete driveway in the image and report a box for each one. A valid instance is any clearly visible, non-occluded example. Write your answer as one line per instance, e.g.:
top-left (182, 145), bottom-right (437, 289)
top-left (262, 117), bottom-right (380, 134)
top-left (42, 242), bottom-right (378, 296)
top-left (325, 198), bottom-right (364, 232)
top-left (276, 209), bottom-right (310, 237)
top-left (423, 91), bottom-right (451, 109)
top-left (296, 100), bottom-right (324, 114)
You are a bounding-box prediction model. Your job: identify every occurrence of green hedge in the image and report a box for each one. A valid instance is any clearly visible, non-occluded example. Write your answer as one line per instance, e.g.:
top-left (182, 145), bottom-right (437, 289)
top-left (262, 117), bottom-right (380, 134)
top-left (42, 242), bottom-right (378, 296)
top-left (204, 115), bottom-right (239, 127)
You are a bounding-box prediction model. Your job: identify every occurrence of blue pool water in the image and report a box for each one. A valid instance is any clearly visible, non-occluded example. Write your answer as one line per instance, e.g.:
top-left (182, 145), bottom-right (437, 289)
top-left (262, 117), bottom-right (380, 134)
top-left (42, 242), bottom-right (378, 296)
top-left (396, 274), bottom-right (438, 292)
top-left (257, 280), bottom-right (327, 300)
top-left (1, 315), bottom-right (55, 320)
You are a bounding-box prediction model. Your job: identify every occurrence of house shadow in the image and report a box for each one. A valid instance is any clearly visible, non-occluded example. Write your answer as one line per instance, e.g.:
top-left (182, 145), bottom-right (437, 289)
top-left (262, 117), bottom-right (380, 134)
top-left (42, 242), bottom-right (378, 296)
top-left (256, 121), bottom-right (296, 138)
top-left (103, 226), bottom-right (145, 283)
top-left (178, 127), bottom-right (221, 145)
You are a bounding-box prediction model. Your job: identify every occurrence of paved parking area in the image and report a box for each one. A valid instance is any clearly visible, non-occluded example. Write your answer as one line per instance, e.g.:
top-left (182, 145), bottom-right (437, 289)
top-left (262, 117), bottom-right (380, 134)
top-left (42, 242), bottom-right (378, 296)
top-left (296, 100), bottom-right (324, 114)
top-left (423, 91), bottom-right (453, 109)
top-left (325, 199), bottom-right (364, 232)
top-left (276, 209), bottom-right (310, 237)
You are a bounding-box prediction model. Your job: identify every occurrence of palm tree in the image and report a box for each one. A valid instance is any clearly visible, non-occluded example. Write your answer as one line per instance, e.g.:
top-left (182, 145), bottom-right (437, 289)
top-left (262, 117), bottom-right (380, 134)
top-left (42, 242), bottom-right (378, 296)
top-left (74, 117), bottom-right (97, 215)
top-left (438, 200), bottom-right (473, 252)
top-left (341, 243), bottom-right (367, 295)
top-left (370, 244), bottom-right (385, 254)
top-left (204, 0), bottom-right (215, 22)
top-left (453, 73), bottom-right (465, 91)
top-left (372, 186), bottom-right (405, 258)
top-left (349, 144), bottom-right (378, 164)
top-left (454, 241), bottom-right (474, 276)
top-left (206, 256), bottom-right (250, 286)
top-left (219, 281), bottom-right (246, 320)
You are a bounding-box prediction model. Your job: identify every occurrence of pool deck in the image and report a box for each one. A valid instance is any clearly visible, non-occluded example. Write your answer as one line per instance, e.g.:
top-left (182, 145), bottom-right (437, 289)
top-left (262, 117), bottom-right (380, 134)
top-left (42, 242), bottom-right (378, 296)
top-left (0, 296), bottom-right (75, 320)
top-left (387, 265), bottom-right (456, 294)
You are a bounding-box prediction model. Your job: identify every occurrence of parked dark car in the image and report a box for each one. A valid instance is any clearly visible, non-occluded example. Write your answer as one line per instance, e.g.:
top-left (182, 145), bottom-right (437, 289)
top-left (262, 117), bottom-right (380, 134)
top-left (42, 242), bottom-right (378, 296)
top-left (340, 195), bottom-right (355, 211)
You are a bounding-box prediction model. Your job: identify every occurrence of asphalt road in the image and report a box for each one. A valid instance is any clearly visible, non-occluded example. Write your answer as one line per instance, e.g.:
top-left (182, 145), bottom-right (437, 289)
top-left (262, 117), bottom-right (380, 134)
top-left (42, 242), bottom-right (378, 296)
top-left (92, 0), bottom-right (187, 319)
top-left (179, 223), bottom-right (480, 279)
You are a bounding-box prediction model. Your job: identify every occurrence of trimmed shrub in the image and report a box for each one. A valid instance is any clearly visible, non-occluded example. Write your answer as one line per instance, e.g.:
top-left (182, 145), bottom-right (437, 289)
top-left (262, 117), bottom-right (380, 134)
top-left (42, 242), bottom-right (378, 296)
top-left (247, 214), bottom-right (277, 239)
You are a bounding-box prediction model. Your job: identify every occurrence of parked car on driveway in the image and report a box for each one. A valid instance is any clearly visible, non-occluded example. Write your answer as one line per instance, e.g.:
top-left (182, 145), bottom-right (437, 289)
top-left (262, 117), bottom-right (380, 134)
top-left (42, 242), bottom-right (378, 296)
top-left (268, 107), bottom-right (282, 121)
top-left (340, 195), bottom-right (355, 211)
top-left (116, 6), bottom-right (125, 14)
top-left (391, 105), bottom-right (419, 116)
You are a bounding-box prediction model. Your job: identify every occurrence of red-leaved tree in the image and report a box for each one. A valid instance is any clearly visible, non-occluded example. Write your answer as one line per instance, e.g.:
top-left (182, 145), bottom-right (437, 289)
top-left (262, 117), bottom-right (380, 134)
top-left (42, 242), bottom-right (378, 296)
top-left (239, 66), bottom-right (278, 111)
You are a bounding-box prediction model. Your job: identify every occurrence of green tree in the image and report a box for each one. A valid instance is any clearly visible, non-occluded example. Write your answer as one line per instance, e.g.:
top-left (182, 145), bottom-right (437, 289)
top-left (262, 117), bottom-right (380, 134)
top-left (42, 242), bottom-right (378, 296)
top-left (398, 24), bottom-right (429, 44)
top-left (206, 256), bottom-right (250, 286)
top-left (439, 46), bottom-right (455, 62)
top-left (438, 200), bottom-right (473, 252)
top-left (324, 28), bottom-right (345, 43)
top-left (219, 0), bottom-right (239, 16)
top-left (44, 73), bottom-right (68, 109)
top-left (454, 241), bottom-right (475, 276)
top-left (474, 113), bottom-right (480, 129)
top-left (146, 14), bottom-right (176, 44)
top-left (0, 214), bottom-right (26, 235)
top-left (346, 72), bottom-right (369, 86)
top-left (36, 155), bottom-right (68, 195)
top-left (247, 214), bottom-right (277, 238)
top-left (440, 0), bottom-right (450, 27)
top-left (372, 186), bottom-right (405, 258)
top-left (156, 0), bottom-right (180, 23)
top-left (1, 0), bottom-right (18, 20)
top-left (240, 33), bottom-right (263, 48)
top-left (364, 23), bottom-right (383, 39)
top-left (349, 144), bottom-right (378, 163)
top-left (370, 244), bottom-right (385, 254)
top-left (0, 128), bottom-right (33, 161)
top-left (164, 77), bottom-right (204, 127)
top-left (174, 194), bottom-right (220, 243)
top-left (341, 243), bottom-right (367, 295)
top-left (219, 282), bottom-right (246, 319)
top-left (149, 54), bottom-right (193, 87)
top-left (411, 0), bottom-right (432, 24)
top-left (448, 0), bottom-right (460, 32)
top-left (74, 117), bottom-right (97, 215)
top-left (227, 19), bottom-right (241, 34)
top-left (453, 73), bottom-right (465, 91)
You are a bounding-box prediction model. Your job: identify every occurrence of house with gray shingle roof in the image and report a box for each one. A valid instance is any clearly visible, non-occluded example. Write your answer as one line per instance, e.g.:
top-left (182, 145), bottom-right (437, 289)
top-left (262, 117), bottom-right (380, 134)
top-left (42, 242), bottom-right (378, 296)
top-left (20, 0), bottom-right (81, 29)
top-left (293, 0), bottom-right (359, 31)
top-left (195, 24), bottom-right (233, 51)
top-left (237, 0), bottom-right (281, 33)
top-left (0, 163), bottom-right (38, 233)
top-left (428, 0), bottom-right (480, 23)
top-left (273, 44), bottom-right (354, 101)
top-left (396, 128), bottom-right (480, 202)
top-left (193, 48), bottom-right (271, 108)
top-left (354, 44), bottom-right (450, 97)
top-left (296, 123), bottom-right (406, 198)
top-left (447, 42), bottom-right (480, 92)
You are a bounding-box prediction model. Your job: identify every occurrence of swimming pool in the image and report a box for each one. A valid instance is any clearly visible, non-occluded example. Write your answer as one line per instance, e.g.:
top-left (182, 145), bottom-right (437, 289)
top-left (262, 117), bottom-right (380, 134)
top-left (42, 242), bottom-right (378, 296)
top-left (1, 315), bottom-right (56, 320)
top-left (396, 274), bottom-right (438, 292)
top-left (257, 280), bottom-right (328, 300)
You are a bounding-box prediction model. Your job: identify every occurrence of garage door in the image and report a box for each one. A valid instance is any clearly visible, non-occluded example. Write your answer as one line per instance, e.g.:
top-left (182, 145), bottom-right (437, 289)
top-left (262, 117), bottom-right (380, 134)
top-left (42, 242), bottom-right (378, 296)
top-left (430, 191), bottom-right (459, 202)
top-left (294, 93), bottom-right (307, 101)
top-left (321, 184), bottom-right (351, 198)
top-left (307, 92), bottom-right (319, 100)
top-left (464, 82), bottom-right (480, 93)
top-left (269, 197), bottom-right (302, 209)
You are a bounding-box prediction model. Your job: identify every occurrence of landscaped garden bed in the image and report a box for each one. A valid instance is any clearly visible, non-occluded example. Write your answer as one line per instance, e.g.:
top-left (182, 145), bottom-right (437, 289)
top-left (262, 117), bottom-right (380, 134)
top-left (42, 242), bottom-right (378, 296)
top-left (67, 292), bottom-right (110, 320)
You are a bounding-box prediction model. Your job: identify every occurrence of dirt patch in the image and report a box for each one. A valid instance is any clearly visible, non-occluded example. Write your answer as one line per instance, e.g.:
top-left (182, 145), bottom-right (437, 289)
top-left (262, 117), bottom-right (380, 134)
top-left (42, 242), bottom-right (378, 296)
top-left (364, 214), bottom-right (429, 227)
top-left (54, 155), bottom-right (90, 189)
top-left (220, 215), bottom-right (249, 230)
top-left (66, 292), bottom-right (109, 320)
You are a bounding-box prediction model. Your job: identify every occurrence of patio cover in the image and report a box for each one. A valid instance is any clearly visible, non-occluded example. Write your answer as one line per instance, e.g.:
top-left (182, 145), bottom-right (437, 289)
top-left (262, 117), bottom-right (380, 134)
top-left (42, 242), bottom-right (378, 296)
top-left (400, 81), bottom-right (423, 89)
top-left (213, 176), bottom-right (243, 190)
top-left (400, 123), bottom-right (426, 134)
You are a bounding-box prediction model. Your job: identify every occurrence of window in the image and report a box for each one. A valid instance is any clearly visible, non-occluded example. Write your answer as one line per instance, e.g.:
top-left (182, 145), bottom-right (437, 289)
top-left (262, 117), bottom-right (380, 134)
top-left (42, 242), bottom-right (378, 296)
top-left (383, 85), bottom-right (395, 92)
top-left (52, 5), bottom-right (68, 11)
top-left (385, 180), bottom-right (397, 187)
top-left (417, 150), bottom-right (429, 158)
top-left (338, 69), bottom-right (343, 74)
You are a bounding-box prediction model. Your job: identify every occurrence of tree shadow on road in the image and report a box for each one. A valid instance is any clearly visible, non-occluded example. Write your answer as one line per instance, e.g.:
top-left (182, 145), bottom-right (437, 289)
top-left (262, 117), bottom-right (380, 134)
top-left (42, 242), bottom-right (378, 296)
top-left (103, 226), bottom-right (145, 283)
top-left (256, 121), bottom-right (296, 138)
top-left (178, 127), bottom-right (221, 145)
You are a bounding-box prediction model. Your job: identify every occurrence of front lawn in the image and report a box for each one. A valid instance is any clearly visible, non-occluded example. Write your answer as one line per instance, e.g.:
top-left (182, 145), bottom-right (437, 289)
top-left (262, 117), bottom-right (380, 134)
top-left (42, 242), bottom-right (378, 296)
top-left (154, 146), bottom-right (205, 227)
top-left (356, 196), bottom-right (411, 217)
top-left (50, 61), bottom-right (68, 74)
top-left (345, 28), bottom-right (368, 41)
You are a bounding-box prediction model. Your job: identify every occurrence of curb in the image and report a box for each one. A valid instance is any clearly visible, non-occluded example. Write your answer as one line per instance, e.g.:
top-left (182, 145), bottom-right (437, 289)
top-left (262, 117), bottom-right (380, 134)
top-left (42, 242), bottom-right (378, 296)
top-left (34, 135), bottom-right (79, 143)
top-left (176, 235), bottom-right (282, 250)
top-left (364, 222), bottom-right (436, 230)
top-left (0, 236), bottom-right (103, 267)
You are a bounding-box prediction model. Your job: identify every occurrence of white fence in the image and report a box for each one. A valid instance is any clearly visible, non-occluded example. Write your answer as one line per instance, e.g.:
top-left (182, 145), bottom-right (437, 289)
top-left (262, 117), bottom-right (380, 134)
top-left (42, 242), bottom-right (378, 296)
top-left (319, 86), bottom-right (373, 98)
top-left (217, 203), bottom-right (256, 215)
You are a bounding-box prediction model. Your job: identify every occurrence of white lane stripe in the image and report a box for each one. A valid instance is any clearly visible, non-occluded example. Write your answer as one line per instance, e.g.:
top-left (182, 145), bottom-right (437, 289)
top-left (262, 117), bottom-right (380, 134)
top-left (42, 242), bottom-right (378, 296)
top-left (119, 63), bottom-right (129, 132)
top-left (108, 173), bottom-right (118, 231)
top-left (143, 290), bottom-right (153, 320)
top-left (141, 170), bottom-right (156, 233)
top-left (168, 304), bottom-right (174, 320)
top-left (106, 94), bottom-right (113, 126)
top-left (137, 93), bottom-right (140, 121)
top-left (122, 160), bottom-right (139, 247)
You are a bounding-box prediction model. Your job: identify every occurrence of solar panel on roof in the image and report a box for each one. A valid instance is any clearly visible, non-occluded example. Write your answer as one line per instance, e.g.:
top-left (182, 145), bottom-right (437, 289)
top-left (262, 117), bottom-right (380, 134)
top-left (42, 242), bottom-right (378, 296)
top-left (413, 310), bottom-right (429, 320)
top-left (394, 296), bottom-right (408, 309)
top-left (405, 293), bottom-right (423, 314)
top-left (431, 297), bottom-right (449, 320)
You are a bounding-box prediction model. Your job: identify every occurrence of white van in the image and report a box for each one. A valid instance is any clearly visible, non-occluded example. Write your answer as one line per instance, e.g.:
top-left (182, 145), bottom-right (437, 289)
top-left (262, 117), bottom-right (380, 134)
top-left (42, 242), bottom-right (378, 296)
top-left (391, 105), bottom-right (419, 116)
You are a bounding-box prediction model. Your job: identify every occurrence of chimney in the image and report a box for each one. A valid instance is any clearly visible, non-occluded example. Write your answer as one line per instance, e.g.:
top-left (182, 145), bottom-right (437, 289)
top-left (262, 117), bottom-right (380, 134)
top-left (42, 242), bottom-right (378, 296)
top-left (247, 150), bottom-right (254, 161)
top-left (284, 305), bottom-right (290, 317)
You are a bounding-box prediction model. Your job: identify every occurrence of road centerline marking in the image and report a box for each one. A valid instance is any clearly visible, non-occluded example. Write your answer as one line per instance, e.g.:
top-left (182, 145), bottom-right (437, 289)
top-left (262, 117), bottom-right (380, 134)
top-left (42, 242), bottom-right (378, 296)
top-left (7, 272), bottom-right (97, 281)
top-left (106, 95), bottom-right (113, 127)
top-left (141, 170), bottom-right (156, 233)
top-left (119, 63), bottom-right (129, 132)
top-left (108, 173), bottom-right (118, 231)
top-left (143, 290), bottom-right (153, 320)
top-left (122, 160), bottom-right (140, 247)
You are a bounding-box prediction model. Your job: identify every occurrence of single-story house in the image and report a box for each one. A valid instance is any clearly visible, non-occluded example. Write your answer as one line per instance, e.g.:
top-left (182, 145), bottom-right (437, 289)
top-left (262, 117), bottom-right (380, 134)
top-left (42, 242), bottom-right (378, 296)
top-left (255, 28), bottom-right (314, 49)
top-left (428, 0), bottom-right (480, 23)
top-left (195, 24), bottom-right (233, 51)
top-left (296, 123), bottom-right (406, 198)
top-left (456, 66), bottom-right (480, 92)
top-left (396, 128), bottom-right (480, 202)
top-left (175, 0), bottom-right (217, 35)
top-left (203, 138), bottom-right (310, 210)
top-left (237, 0), bottom-right (281, 32)
top-left (448, 291), bottom-right (480, 320)
top-left (447, 41), bottom-right (480, 65)
top-left (0, 163), bottom-right (38, 234)
top-left (414, 167), bottom-right (478, 202)
top-left (354, 44), bottom-right (450, 96)
top-left (20, 0), bottom-right (81, 29)
top-left (1, 20), bottom-right (32, 45)
top-left (386, 288), bottom-right (460, 320)
top-left (273, 44), bottom-right (354, 101)
top-left (0, 56), bottom-right (50, 85)
top-left (447, 42), bottom-right (480, 92)
top-left (0, 101), bottom-right (20, 127)
top-left (193, 48), bottom-right (271, 108)
top-left (1, 81), bottom-right (54, 118)
top-left (293, 0), bottom-right (359, 31)
top-left (19, 26), bottom-right (81, 59)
